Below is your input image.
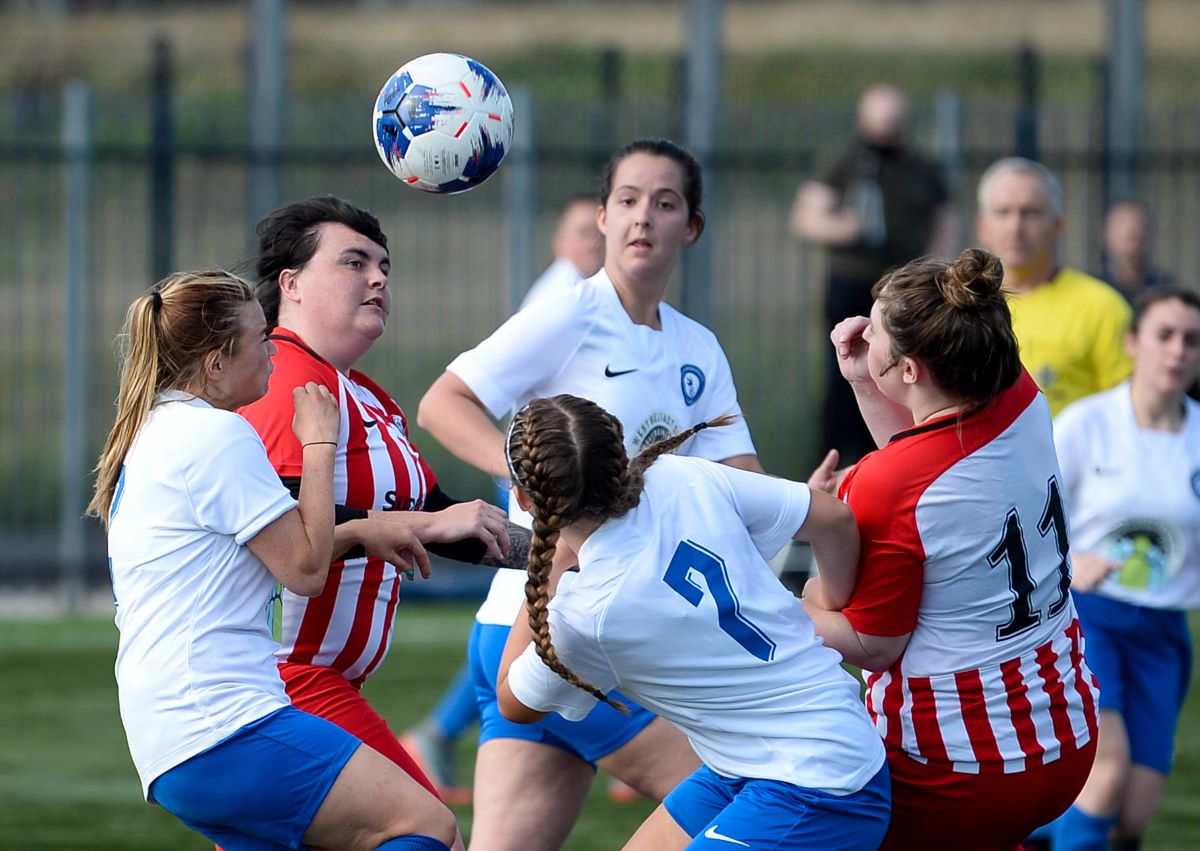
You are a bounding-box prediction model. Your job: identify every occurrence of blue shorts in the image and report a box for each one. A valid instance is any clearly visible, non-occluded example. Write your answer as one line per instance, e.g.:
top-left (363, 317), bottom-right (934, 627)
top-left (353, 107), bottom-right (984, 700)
top-left (149, 706), bottom-right (361, 851)
top-left (664, 762), bottom-right (891, 850)
top-left (469, 621), bottom-right (655, 764)
top-left (1074, 591), bottom-right (1193, 774)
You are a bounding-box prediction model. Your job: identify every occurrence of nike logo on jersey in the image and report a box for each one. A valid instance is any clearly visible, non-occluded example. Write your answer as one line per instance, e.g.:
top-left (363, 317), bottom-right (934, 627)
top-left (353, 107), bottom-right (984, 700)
top-left (604, 365), bottom-right (638, 377)
top-left (363, 419), bottom-right (378, 428)
top-left (703, 825), bottom-right (749, 846)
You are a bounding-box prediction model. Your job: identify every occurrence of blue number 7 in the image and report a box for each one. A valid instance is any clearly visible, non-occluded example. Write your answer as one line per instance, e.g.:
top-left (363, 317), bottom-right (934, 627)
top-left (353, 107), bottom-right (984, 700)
top-left (662, 540), bottom-right (776, 661)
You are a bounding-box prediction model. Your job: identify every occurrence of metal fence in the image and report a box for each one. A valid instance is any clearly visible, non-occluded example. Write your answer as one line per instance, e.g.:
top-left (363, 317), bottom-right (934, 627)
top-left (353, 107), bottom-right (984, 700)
top-left (3, 47), bottom-right (1200, 601)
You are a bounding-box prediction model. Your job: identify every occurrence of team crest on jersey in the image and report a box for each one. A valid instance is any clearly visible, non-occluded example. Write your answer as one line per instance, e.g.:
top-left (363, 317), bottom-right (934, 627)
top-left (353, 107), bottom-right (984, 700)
top-left (631, 411), bottom-right (681, 450)
top-left (680, 364), bottom-right (705, 406)
top-left (1191, 470), bottom-right (1200, 499)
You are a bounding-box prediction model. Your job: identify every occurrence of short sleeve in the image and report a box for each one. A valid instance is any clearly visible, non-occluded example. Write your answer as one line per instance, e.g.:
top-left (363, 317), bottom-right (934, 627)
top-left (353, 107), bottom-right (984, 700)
top-left (838, 461), bottom-right (925, 637)
top-left (685, 340), bottom-right (757, 462)
top-left (505, 598), bottom-right (617, 722)
top-left (185, 414), bottom-right (297, 544)
top-left (447, 289), bottom-right (594, 419)
top-left (706, 461), bottom-right (811, 560)
top-left (817, 149), bottom-right (855, 194)
top-left (1052, 400), bottom-right (1090, 502)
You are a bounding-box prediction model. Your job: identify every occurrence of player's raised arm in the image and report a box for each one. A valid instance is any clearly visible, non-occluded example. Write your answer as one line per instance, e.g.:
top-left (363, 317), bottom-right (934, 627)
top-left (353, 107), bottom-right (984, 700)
top-left (418, 371), bottom-right (509, 479)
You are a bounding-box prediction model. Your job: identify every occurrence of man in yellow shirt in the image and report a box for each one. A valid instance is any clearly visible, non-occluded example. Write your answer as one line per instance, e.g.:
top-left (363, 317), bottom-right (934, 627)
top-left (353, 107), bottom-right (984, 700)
top-left (976, 157), bottom-right (1131, 415)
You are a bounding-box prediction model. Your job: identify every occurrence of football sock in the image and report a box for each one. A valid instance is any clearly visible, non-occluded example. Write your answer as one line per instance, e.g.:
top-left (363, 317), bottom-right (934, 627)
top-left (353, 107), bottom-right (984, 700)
top-left (1052, 805), bottom-right (1116, 851)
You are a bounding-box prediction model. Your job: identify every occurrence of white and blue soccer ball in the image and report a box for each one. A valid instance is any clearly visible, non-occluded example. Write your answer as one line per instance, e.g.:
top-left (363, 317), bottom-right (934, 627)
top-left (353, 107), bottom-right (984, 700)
top-left (372, 53), bottom-right (515, 194)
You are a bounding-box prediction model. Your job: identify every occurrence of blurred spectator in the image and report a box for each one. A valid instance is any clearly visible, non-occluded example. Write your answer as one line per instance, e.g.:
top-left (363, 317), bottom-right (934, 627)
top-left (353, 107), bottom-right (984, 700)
top-left (520, 193), bottom-right (604, 308)
top-left (976, 157), bottom-right (1131, 415)
top-left (791, 83), bottom-right (958, 466)
top-left (1098, 198), bottom-right (1174, 303)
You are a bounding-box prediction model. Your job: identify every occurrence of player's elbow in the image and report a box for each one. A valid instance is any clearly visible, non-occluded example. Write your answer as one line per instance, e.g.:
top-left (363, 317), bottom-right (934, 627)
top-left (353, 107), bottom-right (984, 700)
top-left (497, 687), bottom-right (543, 724)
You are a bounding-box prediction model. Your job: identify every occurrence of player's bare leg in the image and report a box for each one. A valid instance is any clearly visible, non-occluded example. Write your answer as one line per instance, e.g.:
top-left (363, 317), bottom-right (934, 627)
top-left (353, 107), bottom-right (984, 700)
top-left (1114, 763), bottom-right (1168, 842)
top-left (1073, 709), bottom-right (1131, 818)
top-left (304, 743), bottom-right (458, 850)
top-left (596, 717), bottom-right (699, 799)
top-left (467, 737), bottom-right (593, 851)
top-left (622, 804), bottom-right (690, 850)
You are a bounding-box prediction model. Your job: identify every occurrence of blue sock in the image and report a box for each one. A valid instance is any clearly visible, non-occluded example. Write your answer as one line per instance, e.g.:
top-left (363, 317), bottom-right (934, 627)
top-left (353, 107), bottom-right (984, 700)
top-left (375, 835), bottom-right (451, 851)
top-left (431, 661), bottom-right (479, 739)
top-left (1053, 805), bottom-right (1116, 851)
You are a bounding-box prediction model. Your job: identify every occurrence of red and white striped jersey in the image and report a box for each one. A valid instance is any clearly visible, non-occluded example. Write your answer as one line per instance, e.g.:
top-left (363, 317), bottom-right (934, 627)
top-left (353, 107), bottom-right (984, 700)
top-left (240, 329), bottom-right (436, 684)
top-left (839, 370), bottom-right (1098, 773)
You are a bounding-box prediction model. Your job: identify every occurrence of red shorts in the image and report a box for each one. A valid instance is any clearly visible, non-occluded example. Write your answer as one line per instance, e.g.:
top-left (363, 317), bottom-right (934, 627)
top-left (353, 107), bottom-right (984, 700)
top-left (277, 661), bottom-right (441, 801)
top-left (880, 739), bottom-right (1097, 851)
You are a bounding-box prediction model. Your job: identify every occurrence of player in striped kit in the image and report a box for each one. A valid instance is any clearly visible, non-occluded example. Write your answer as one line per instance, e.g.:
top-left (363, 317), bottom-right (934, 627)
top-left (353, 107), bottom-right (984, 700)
top-left (239, 197), bottom-right (526, 821)
top-left (804, 248), bottom-right (1099, 849)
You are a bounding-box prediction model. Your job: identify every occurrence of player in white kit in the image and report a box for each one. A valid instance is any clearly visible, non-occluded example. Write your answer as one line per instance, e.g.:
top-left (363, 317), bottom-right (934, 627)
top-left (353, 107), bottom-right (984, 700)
top-left (495, 394), bottom-right (889, 849)
top-left (1050, 288), bottom-right (1200, 850)
top-left (88, 271), bottom-right (454, 850)
top-left (419, 138), bottom-right (762, 849)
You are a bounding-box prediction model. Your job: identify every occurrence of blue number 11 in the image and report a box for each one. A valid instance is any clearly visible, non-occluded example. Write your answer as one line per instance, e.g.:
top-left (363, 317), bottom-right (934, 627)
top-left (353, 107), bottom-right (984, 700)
top-left (662, 540), bottom-right (776, 661)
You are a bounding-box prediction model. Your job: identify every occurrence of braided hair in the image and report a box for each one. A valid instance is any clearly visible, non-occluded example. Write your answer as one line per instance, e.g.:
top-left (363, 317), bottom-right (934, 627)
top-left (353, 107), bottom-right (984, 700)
top-left (505, 394), bottom-right (734, 709)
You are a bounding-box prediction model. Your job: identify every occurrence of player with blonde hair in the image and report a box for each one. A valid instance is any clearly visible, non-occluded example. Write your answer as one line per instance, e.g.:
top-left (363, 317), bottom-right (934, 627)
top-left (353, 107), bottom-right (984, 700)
top-left (89, 270), bottom-right (453, 850)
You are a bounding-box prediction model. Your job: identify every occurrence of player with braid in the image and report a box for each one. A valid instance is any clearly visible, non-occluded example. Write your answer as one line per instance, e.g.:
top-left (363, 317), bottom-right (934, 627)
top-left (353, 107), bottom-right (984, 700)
top-left (420, 138), bottom-right (765, 849)
top-left (495, 394), bottom-right (889, 850)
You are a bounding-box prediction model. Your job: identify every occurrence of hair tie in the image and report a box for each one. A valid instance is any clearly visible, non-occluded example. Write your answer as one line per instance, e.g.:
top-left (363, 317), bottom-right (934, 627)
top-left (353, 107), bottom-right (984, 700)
top-left (150, 289), bottom-right (163, 312)
top-left (504, 412), bottom-right (526, 489)
top-left (693, 421), bottom-right (709, 432)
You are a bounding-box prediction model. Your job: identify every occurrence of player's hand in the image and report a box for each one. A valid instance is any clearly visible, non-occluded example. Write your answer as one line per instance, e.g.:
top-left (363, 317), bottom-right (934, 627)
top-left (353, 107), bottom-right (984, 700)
top-left (357, 515), bottom-right (433, 579)
top-left (1071, 552), bottom-right (1119, 593)
top-left (807, 449), bottom-right (842, 494)
top-left (291, 382), bottom-right (339, 446)
top-left (830, 316), bottom-right (873, 385)
top-left (426, 500), bottom-right (511, 562)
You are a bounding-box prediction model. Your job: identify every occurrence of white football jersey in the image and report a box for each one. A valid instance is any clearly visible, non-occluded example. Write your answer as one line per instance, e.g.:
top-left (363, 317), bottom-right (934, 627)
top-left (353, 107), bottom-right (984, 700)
top-left (108, 392), bottom-right (296, 798)
top-left (1054, 383), bottom-right (1200, 610)
top-left (507, 456), bottom-right (885, 795)
top-left (447, 268), bottom-right (757, 626)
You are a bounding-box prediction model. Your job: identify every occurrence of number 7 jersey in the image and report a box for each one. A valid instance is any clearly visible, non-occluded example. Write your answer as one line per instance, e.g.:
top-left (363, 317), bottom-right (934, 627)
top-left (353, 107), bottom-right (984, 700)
top-left (839, 369), bottom-right (1099, 774)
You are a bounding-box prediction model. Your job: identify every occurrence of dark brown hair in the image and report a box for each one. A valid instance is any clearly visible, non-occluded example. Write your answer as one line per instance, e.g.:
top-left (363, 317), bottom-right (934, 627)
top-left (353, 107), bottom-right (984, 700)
top-left (253, 195), bottom-right (388, 326)
top-left (1131, 286), bottom-right (1200, 333)
top-left (872, 248), bottom-right (1021, 408)
top-left (506, 394), bottom-right (730, 709)
top-left (599, 138), bottom-right (706, 239)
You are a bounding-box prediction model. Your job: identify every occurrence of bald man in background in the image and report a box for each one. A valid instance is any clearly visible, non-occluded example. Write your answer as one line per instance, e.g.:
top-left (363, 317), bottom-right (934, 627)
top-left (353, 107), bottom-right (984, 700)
top-left (792, 83), bottom-right (959, 466)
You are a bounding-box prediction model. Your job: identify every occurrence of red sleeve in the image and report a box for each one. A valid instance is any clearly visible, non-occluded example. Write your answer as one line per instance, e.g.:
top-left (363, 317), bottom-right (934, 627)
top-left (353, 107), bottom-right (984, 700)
top-left (838, 455), bottom-right (926, 637)
top-left (239, 340), bottom-right (337, 478)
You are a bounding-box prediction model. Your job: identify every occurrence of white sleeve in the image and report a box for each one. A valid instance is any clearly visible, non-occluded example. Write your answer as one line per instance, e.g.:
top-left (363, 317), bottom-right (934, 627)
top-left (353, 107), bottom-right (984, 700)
top-left (684, 340), bottom-right (757, 462)
top-left (710, 463), bottom-right (812, 560)
top-left (185, 414), bottom-right (298, 544)
top-left (446, 289), bottom-right (594, 419)
top-left (1052, 402), bottom-right (1088, 501)
top-left (506, 591), bottom-right (618, 722)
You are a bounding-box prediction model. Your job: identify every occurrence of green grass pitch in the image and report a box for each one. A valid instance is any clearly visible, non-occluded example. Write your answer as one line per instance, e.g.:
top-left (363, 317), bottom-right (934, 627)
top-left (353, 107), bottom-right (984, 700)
top-left (0, 604), bottom-right (1197, 848)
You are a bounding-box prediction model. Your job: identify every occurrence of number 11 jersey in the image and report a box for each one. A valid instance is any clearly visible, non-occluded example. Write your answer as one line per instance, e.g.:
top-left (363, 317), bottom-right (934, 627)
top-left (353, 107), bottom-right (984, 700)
top-left (839, 369), bottom-right (1099, 774)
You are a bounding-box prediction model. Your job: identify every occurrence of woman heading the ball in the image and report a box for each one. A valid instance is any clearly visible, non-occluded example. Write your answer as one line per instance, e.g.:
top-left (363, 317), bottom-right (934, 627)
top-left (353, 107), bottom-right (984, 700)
top-left (418, 138), bottom-right (761, 850)
top-left (494, 394), bottom-right (889, 850)
top-left (237, 196), bottom-right (530, 821)
top-left (89, 271), bottom-right (455, 850)
top-left (803, 249), bottom-right (1099, 850)
top-left (1047, 288), bottom-right (1200, 850)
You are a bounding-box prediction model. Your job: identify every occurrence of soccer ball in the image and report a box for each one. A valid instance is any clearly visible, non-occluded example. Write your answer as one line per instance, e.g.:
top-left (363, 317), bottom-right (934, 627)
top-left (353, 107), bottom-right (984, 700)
top-left (372, 53), bottom-right (515, 194)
